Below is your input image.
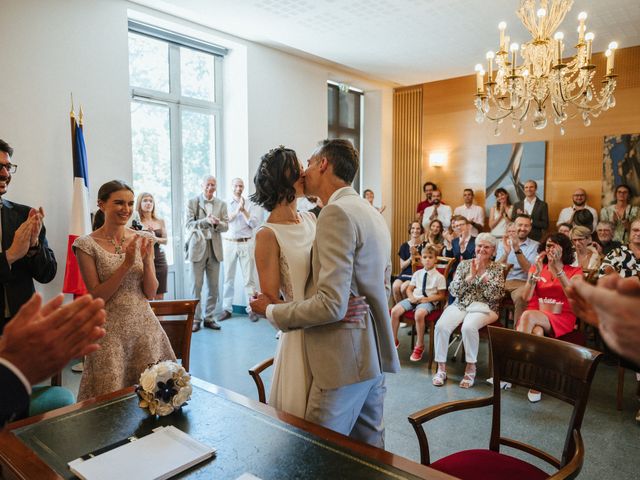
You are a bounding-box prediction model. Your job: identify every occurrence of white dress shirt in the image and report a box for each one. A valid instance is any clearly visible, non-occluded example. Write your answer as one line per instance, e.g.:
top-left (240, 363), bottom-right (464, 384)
top-left (557, 205), bottom-right (598, 231)
top-left (454, 204), bottom-right (485, 236)
top-left (226, 196), bottom-right (261, 239)
top-left (421, 203), bottom-right (452, 230)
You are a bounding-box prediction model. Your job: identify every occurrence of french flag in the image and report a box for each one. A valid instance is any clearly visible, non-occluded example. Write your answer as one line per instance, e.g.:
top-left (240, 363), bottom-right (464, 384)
top-left (62, 112), bottom-right (91, 295)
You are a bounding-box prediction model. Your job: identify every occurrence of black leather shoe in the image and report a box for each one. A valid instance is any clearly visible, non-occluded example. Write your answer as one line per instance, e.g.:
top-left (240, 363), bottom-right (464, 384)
top-left (218, 310), bottom-right (232, 321)
top-left (204, 319), bottom-right (222, 330)
top-left (192, 320), bottom-right (202, 333)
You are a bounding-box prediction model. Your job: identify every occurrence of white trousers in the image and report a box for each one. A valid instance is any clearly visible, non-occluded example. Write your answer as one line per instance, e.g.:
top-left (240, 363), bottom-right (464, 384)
top-left (190, 242), bottom-right (220, 322)
top-left (434, 304), bottom-right (498, 364)
top-left (222, 239), bottom-right (256, 312)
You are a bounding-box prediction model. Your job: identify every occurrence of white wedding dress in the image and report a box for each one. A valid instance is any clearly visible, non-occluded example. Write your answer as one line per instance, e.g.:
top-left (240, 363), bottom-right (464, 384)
top-left (261, 212), bottom-right (315, 417)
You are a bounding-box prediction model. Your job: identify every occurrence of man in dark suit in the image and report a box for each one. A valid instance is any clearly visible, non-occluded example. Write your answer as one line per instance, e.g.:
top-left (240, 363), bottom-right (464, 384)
top-left (1, 293), bottom-right (106, 426)
top-left (0, 139), bottom-right (57, 334)
top-left (511, 179), bottom-right (549, 241)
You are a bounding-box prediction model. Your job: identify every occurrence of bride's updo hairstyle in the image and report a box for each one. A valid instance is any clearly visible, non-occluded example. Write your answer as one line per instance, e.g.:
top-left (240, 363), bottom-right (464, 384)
top-left (251, 146), bottom-right (301, 212)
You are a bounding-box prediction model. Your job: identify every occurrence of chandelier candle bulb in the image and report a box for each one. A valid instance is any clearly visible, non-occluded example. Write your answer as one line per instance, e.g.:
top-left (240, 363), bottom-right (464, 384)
top-left (486, 51), bottom-right (495, 79)
top-left (607, 42), bottom-right (618, 74)
top-left (554, 32), bottom-right (564, 64)
top-left (475, 64), bottom-right (485, 93)
top-left (585, 32), bottom-right (594, 62)
top-left (577, 11), bottom-right (587, 43)
top-left (499, 21), bottom-right (507, 51)
top-left (510, 42), bottom-right (519, 74)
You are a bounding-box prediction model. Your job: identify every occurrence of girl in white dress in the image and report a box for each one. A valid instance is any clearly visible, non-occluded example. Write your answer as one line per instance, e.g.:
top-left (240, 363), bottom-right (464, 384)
top-left (251, 147), bottom-right (314, 417)
top-left (489, 187), bottom-right (513, 238)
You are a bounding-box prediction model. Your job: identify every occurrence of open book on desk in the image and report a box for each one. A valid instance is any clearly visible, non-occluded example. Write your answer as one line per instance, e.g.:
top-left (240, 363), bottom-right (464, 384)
top-left (68, 425), bottom-right (215, 480)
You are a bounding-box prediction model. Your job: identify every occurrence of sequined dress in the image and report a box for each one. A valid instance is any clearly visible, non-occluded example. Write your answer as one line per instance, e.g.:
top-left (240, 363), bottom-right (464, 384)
top-left (73, 232), bottom-right (176, 400)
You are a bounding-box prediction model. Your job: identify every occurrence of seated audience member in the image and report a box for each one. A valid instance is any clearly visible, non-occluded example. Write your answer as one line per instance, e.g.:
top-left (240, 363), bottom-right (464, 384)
top-left (424, 218), bottom-right (445, 255)
top-left (445, 216), bottom-right (476, 276)
top-left (416, 181), bottom-right (437, 222)
top-left (489, 187), bottom-right (513, 238)
top-left (557, 222), bottom-right (572, 237)
top-left (600, 184), bottom-right (639, 243)
top-left (390, 247), bottom-right (447, 361)
top-left (432, 234), bottom-right (505, 388)
top-left (571, 225), bottom-right (601, 271)
top-left (421, 190), bottom-right (452, 230)
top-left (392, 222), bottom-right (425, 303)
top-left (495, 214), bottom-right (539, 324)
top-left (594, 221), bottom-right (621, 256)
top-left (556, 188), bottom-right (598, 231)
top-left (363, 189), bottom-right (385, 214)
top-left (599, 219), bottom-right (640, 278)
top-left (517, 233), bottom-right (582, 402)
top-left (454, 188), bottom-right (485, 236)
top-left (0, 293), bottom-right (106, 426)
top-left (572, 208), bottom-right (595, 233)
top-left (511, 179), bottom-right (549, 241)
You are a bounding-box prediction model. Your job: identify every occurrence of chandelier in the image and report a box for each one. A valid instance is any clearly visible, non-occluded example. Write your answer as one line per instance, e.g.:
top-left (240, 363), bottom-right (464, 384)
top-left (474, 0), bottom-right (618, 135)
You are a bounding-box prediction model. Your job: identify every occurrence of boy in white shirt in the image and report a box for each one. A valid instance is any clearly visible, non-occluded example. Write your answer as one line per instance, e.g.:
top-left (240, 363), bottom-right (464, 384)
top-left (391, 246), bottom-right (447, 362)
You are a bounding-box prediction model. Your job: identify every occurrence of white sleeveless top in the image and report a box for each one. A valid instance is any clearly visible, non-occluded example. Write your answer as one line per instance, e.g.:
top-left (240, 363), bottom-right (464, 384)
top-left (260, 212), bottom-right (315, 417)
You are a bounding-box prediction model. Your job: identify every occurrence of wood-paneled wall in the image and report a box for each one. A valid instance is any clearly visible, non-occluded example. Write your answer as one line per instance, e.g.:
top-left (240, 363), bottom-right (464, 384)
top-left (391, 46), bottom-right (640, 272)
top-left (392, 86), bottom-right (423, 272)
top-left (418, 46), bottom-right (640, 228)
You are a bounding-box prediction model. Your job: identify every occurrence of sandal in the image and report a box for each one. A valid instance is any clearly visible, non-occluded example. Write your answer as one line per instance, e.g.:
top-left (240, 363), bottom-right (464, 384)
top-left (459, 371), bottom-right (476, 389)
top-left (432, 371), bottom-right (447, 386)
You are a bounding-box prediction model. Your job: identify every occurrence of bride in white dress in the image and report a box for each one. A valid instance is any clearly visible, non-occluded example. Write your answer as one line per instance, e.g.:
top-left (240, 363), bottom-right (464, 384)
top-left (251, 147), bottom-right (314, 417)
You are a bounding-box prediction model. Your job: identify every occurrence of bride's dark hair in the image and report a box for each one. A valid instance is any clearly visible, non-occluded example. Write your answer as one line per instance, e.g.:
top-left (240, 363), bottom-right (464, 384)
top-left (250, 146), bottom-right (301, 212)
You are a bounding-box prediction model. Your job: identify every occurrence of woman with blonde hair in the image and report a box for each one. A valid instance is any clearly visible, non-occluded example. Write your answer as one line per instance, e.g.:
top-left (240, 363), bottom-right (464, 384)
top-left (570, 225), bottom-right (601, 271)
top-left (135, 192), bottom-right (168, 299)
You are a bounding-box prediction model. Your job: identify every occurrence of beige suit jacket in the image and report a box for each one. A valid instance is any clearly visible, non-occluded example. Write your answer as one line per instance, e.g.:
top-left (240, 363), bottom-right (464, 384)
top-left (185, 195), bottom-right (228, 262)
top-left (271, 187), bottom-right (400, 390)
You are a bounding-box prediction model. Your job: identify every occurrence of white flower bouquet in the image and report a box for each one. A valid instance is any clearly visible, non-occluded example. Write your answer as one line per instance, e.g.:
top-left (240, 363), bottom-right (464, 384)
top-left (136, 360), bottom-right (192, 416)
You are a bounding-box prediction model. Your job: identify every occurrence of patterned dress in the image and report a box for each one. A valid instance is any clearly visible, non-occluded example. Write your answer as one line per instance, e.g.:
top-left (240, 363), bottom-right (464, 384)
top-left (73, 232), bottom-right (176, 400)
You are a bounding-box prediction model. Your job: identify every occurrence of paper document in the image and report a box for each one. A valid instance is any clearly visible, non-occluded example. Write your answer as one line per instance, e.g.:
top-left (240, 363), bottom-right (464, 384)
top-left (68, 425), bottom-right (215, 480)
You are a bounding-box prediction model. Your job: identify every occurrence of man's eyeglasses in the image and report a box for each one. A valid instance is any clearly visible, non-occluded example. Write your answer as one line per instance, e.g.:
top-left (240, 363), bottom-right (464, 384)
top-left (0, 163), bottom-right (17, 174)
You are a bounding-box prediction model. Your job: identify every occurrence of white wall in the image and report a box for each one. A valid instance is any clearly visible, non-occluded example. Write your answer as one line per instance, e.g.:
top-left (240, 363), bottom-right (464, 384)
top-left (0, 0), bottom-right (133, 299)
top-left (1, 0), bottom-right (394, 303)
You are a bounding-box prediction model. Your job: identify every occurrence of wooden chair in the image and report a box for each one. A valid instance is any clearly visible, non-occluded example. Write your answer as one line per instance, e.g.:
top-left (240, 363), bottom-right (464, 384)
top-left (617, 356), bottom-right (640, 411)
top-left (408, 326), bottom-right (602, 480)
top-left (150, 299), bottom-right (199, 371)
top-left (401, 256), bottom-right (455, 370)
top-left (248, 357), bottom-right (275, 404)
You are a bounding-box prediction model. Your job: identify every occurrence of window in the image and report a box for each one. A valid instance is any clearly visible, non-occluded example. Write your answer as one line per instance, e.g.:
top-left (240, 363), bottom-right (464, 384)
top-left (327, 83), bottom-right (363, 192)
top-left (128, 22), bottom-right (225, 298)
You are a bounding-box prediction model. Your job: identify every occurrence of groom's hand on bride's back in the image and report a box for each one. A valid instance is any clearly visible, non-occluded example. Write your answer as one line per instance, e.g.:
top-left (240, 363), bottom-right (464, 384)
top-left (342, 295), bottom-right (369, 323)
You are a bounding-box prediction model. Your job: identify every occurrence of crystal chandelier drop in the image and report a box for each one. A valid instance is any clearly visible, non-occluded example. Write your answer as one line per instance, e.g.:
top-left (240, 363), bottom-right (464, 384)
top-left (474, 0), bottom-right (619, 136)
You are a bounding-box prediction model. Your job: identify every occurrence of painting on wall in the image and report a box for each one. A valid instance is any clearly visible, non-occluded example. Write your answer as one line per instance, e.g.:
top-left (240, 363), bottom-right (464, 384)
top-left (602, 134), bottom-right (640, 207)
top-left (485, 141), bottom-right (546, 216)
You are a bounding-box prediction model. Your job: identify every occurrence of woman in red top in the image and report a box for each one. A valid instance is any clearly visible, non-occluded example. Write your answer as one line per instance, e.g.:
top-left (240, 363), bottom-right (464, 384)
top-left (517, 233), bottom-right (582, 402)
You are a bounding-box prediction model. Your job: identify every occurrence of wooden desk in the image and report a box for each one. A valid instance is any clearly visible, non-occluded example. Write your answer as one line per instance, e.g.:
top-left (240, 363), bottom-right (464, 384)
top-left (0, 378), bottom-right (455, 479)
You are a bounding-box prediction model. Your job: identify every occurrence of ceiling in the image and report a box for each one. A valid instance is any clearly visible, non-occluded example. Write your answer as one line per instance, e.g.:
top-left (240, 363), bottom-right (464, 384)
top-left (131, 0), bottom-right (640, 86)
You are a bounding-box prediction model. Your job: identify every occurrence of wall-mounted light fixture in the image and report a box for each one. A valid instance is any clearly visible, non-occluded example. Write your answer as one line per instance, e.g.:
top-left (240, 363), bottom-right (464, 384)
top-left (429, 151), bottom-right (447, 167)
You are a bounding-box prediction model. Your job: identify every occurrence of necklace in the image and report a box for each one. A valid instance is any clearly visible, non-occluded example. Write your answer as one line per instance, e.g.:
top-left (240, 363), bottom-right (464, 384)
top-left (108, 235), bottom-right (126, 255)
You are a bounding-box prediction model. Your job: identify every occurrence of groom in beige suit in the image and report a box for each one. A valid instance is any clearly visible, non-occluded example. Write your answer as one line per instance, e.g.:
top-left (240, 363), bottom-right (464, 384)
top-left (251, 139), bottom-right (400, 448)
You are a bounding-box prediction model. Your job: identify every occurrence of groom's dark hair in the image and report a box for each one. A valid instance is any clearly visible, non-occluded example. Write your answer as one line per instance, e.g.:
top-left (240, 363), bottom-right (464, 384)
top-left (316, 139), bottom-right (359, 184)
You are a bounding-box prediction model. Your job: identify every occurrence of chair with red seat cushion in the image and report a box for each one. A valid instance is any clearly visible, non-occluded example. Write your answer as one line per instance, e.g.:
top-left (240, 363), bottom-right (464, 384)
top-left (408, 326), bottom-right (602, 480)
